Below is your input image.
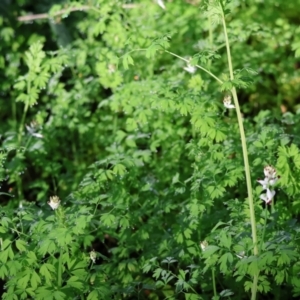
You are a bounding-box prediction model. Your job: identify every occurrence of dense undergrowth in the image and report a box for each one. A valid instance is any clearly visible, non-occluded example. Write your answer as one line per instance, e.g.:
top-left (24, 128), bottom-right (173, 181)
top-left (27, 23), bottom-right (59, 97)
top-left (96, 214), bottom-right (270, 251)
top-left (1, 0), bottom-right (300, 299)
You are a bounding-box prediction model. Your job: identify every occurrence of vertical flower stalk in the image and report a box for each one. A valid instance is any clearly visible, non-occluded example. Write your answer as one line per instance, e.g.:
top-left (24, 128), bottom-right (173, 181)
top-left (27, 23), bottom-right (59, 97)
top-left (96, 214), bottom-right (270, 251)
top-left (160, 3), bottom-right (260, 298)
top-left (219, 2), bottom-right (258, 255)
top-left (48, 196), bottom-right (64, 287)
top-left (219, 3), bottom-right (258, 300)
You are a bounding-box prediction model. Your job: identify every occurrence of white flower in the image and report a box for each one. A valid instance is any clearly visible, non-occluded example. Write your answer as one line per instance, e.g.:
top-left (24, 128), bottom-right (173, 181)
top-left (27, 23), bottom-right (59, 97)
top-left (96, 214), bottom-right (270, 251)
top-left (236, 251), bottom-right (247, 259)
top-left (257, 166), bottom-right (279, 205)
top-left (184, 64), bottom-right (196, 74)
top-left (48, 196), bottom-right (61, 210)
top-left (200, 240), bottom-right (208, 251)
top-left (257, 178), bottom-right (269, 190)
top-left (258, 166), bottom-right (279, 186)
top-left (26, 121), bottom-right (43, 138)
top-left (263, 165), bottom-right (276, 179)
top-left (157, 0), bottom-right (166, 10)
top-left (257, 176), bottom-right (278, 188)
top-left (90, 250), bottom-right (97, 263)
top-left (223, 95), bottom-right (235, 109)
top-left (269, 177), bottom-right (279, 186)
top-left (260, 188), bottom-right (275, 204)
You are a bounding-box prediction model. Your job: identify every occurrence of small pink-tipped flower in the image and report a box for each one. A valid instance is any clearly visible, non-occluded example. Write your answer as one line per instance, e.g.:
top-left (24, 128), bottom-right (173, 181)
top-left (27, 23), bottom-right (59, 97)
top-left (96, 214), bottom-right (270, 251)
top-left (258, 166), bottom-right (279, 205)
top-left (260, 189), bottom-right (276, 204)
top-left (48, 196), bottom-right (60, 210)
top-left (264, 165), bottom-right (276, 179)
top-left (223, 95), bottom-right (235, 109)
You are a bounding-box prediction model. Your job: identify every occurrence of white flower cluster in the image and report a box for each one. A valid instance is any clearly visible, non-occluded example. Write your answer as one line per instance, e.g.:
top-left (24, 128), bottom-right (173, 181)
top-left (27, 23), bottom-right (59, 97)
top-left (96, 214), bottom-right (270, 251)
top-left (200, 240), bottom-right (208, 251)
top-left (223, 95), bottom-right (235, 109)
top-left (257, 166), bottom-right (279, 204)
top-left (26, 121), bottom-right (43, 138)
top-left (90, 250), bottom-right (97, 263)
top-left (48, 196), bottom-right (61, 210)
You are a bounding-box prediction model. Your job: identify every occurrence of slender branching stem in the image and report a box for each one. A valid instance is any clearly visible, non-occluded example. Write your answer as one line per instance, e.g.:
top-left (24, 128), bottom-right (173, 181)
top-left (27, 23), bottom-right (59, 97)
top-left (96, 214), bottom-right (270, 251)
top-left (219, 2), bottom-right (258, 300)
top-left (164, 50), bottom-right (223, 84)
top-left (208, 16), bottom-right (214, 70)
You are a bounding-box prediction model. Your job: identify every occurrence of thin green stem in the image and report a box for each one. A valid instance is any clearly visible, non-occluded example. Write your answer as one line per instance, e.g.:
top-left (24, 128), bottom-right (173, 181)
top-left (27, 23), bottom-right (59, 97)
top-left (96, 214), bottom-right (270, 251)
top-left (23, 136), bottom-right (33, 154)
top-left (17, 103), bottom-right (29, 145)
top-left (12, 97), bottom-right (17, 131)
top-left (259, 205), bottom-right (268, 253)
top-left (10, 227), bottom-right (30, 238)
top-left (55, 206), bottom-right (65, 287)
top-left (271, 198), bottom-right (275, 214)
top-left (52, 175), bottom-right (57, 194)
top-left (124, 47), bottom-right (223, 85)
top-left (18, 214), bottom-right (24, 234)
top-left (164, 50), bottom-right (223, 84)
top-left (219, 3), bottom-right (257, 255)
top-left (85, 261), bottom-right (94, 282)
top-left (231, 88), bottom-right (258, 256)
top-left (113, 113), bottom-right (118, 136)
top-left (17, 79), bottom-right (31, 145)
top-left (219, 2), bottom-right (258, 300)
top-left (16, 80), bottom-right (31, 201)
top-left (208, 16), bottom-right (214, 70)
top-left (161, 1), bottom-right (258, 258)
top-left (57, 248), bottom-right (63, 287)
top-left (212, 268), bottom-right (217, 297)
top-left (16, 176), bottom-right (23, 201)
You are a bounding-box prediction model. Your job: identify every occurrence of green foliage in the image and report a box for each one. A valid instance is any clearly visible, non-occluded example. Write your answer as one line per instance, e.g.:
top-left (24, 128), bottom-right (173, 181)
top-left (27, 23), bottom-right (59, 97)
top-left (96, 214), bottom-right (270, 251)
top-left (1, 0), bottom-right (300, 299)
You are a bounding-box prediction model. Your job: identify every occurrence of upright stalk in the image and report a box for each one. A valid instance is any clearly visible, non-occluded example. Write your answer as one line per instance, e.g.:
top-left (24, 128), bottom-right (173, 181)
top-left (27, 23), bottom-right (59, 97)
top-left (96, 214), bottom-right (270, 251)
top-left (57, 248), bottom-right (63, 287)
top-left (160, 3), bottom-right (259, 298)
top-left (18, 79), bottom-right (31, 145)
top-left (259, 205), bottom-right (268, 253)
top-left (208, 16), bottom-right (214, 71)
top-left (219, 2), bottom-right (258, 299)
top-left (55, 206), bottom-right (65, 288)
top-left (212, 268), bottom-right (217, 298)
